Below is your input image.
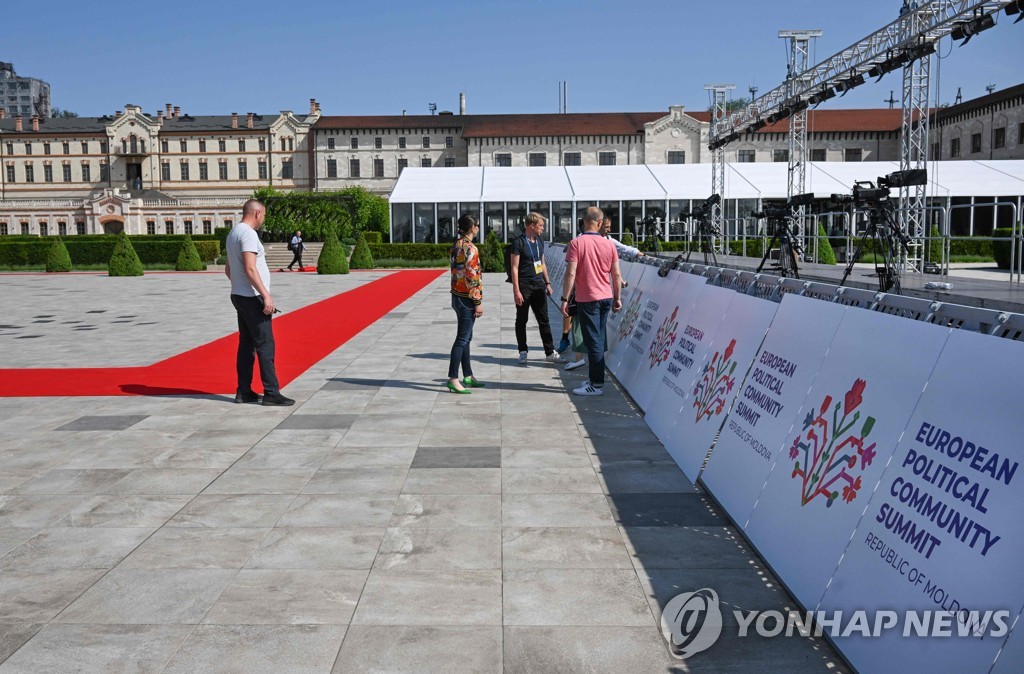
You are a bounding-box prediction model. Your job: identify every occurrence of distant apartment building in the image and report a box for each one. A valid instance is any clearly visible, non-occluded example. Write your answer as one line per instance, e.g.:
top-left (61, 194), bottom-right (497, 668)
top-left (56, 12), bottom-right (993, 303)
top-left (0, 62), bottom-right (50, 119)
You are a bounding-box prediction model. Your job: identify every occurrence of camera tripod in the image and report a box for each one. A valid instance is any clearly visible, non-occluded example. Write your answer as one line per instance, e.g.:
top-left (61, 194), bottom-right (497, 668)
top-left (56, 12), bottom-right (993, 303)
top-left (839, 206), bottom-right (910, 294)
top-left (755, 216), bottom-right (802, 279)
top-left (684, 216), bottom-right (719, 267)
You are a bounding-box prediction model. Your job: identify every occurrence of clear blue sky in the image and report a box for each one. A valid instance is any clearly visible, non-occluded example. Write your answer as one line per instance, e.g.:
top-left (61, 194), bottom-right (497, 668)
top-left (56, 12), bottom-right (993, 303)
top-left (7, 0), bottom-right (1023, 117)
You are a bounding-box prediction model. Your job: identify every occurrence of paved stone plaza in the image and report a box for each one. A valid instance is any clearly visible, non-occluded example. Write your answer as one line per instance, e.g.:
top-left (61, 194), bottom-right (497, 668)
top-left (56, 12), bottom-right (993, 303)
top-left (0, 270), bottom-right (849, 673)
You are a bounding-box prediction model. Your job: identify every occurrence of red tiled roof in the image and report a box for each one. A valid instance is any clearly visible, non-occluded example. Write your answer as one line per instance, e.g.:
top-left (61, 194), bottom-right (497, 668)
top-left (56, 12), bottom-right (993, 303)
top-left (315, 115), bottom-right (466, 130)
top-left (460, 112), bottom-right (664, 137)
top-left (759, 109), bottom-right (905, 133)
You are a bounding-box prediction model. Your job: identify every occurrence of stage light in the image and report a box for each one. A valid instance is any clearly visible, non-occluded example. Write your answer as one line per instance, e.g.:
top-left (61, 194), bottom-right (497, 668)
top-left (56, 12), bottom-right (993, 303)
top-left (867, 50), bottom-right (912, 79)
top-left (906, 41), bottom-right (937, 60)
top-left (834, 73), bottom-right (866, 95)
top-left (1007, 0), bottom-right (1023, 23)
top-left (808, 87), bottom-right (837, 106)
top-left (951, 13), bottom-right (996, 44)
top-left (748, 118), bottom-right (767, 132)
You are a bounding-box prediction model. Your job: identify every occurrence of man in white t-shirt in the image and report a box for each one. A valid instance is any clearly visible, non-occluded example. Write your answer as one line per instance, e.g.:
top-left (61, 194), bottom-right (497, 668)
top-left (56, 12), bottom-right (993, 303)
top-left (224, 199), bottom-right (294, 406)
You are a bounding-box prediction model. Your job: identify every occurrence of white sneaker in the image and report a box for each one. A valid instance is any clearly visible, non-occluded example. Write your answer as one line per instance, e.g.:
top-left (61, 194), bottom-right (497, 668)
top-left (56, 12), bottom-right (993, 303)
top-left (518, 351), bottom-right (528, 364)
top-left (565, 359), bottom-right (586, 371)
top-left (546, 352), bottom-right (565, 363)
top-left (573, 383), bottom-right (604, 396)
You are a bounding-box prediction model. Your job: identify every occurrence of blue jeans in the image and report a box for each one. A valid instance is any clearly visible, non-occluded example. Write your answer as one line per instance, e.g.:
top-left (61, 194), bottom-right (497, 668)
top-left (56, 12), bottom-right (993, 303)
top-left (448, 295), bottom-right (477, 379)
top-left (578, 298), bottom-right (612, 387)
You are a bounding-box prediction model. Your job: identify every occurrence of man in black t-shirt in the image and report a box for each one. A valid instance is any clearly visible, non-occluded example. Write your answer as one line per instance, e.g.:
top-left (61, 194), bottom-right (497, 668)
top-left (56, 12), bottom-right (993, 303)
top-left (510, 212), bottom-right (561, 364)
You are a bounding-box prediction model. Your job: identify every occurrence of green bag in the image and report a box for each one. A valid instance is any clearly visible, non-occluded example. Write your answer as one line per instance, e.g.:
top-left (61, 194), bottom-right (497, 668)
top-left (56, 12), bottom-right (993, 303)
top-left (570, 317), bottom-right (586, 354)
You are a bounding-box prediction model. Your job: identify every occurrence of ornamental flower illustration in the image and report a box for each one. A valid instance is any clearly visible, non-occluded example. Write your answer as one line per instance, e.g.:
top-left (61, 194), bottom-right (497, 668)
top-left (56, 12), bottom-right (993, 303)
top-left (691, 338), bottom-right (739, 423)
top-left (790, 379), bottom-right (878, 508)
top-left (616, 291), bottom-right (644, 342)
top-left (647, 306), bottom-right (679, 369)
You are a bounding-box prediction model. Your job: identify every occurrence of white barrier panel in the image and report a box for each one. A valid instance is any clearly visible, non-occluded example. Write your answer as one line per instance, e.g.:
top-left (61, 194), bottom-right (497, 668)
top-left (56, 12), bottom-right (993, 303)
top-left (819, 329), bottom-right (1024, 673)
top-left (608, 264), bottom-right (665, 378)
top-left (700, 294), bottom-right (848, 528)
top-left (992, 610), bottom-right (1024, 673)
top-left (742, 309), bottom-right (950, 610)
top-left (644, 284), bottom-right (735, 468)
top-left (662, 292), bottom-right (780, 481)
top-left (607, 261), bottom-right (650, 358)
top-left (627, 273), bottom-right (708, 413)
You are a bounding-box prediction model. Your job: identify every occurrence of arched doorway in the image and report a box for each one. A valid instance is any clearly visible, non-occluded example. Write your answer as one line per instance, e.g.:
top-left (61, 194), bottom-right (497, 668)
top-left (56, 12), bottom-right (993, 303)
top-left (99, 215), bottom-right (125, 235)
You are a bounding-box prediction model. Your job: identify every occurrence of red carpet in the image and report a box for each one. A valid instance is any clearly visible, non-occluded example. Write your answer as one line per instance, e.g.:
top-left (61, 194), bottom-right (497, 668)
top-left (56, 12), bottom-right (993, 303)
top-left (1, 270), bottom-right (444, 397)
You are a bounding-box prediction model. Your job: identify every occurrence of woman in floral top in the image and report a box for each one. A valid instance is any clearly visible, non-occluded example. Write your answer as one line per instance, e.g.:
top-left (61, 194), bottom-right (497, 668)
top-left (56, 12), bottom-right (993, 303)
top-left (447, 213), bottom-right (485, 393)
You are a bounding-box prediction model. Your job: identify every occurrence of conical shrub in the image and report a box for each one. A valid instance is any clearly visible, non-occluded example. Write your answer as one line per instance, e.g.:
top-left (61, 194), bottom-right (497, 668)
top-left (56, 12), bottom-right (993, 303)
top-left (928, 224), bottom-right (942, 264)
top-left (45, 236), bottom-right (73, 272)
top-left (621, 231), bottom-right (635, 247)
top-left (317, 229), bottom-right (350, 274)
top-left (175, 234), bottom-right (206, 271)
top-left (350, 231), bottom-right (374, 269)
top-left (108, 232), bottom-right (144, 276)
top-left (482, 231), bottom-right (504, 273)
top-left (816, 222), bottom-right (837, 265)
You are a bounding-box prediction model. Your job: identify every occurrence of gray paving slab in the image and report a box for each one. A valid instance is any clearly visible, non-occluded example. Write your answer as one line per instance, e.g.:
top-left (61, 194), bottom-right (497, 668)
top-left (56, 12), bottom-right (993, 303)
top-left (0, 527), bottom-right (151, 571)
top-left (162, 625), bottom-right (347, 674)
top-left (503, 626), bottom-right (675, 674)
top-left (275, 413), bottom-right (358, 430)
top-left (502, 527), bottom-right (633, 570)
top-left (410, 446), bottom-right (502, 469)
top-left (375, 526), bottom-right (501, 570)
top-left (503, 568), bottom-right (653, 626)
top-left (118, 527), bottom-right (269, 569)
top-left (202, 569), bottom-right (368, 625)
top-left (244, 527), bottom-right (383, 570)
top-left (0, 624), bottom-right (193, 674)
top-left (0, 623), bottom-right (44, 666)
top-left (333, 626), bottom-right (502, 674)
top-left (54, 415), bottom-right (148, 432)
top-left (352, 570), bottom-right (502, 626)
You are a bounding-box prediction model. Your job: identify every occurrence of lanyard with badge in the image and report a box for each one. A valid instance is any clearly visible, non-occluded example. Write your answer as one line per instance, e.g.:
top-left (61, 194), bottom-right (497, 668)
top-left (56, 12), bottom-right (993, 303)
top-left (527, 237), bottom-right (543, 275)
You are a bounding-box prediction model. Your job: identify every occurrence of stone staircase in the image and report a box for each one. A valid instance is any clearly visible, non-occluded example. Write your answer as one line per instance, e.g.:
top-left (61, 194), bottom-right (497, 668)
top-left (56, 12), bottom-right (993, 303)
top-left (264, 242), bottom-right (324, 270)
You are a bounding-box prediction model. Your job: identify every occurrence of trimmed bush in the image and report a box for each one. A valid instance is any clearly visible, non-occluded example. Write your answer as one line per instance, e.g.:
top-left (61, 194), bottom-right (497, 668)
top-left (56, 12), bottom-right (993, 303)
top-left (175, 234), bottom-right (206, 271)
top-left (350, 232), bottom-right (374, 269)
top-left (481, 231), bottom-right (505, 273)
top-left (928, 225), bottom-right (942, 263)
top-left (993, 228), bottom-right (1014, 270)
top-left (45, 237), bottom-right (73, 272)
top-left (108, 232), bottom-right (144, 276)
top-left (816, 223), bottom-right (837, 265)
top-left (317, 230), bottom-right (350, 274)
top-left (621, 231), bottom-right (635, 247)
top-left (363, 231), bottom-right (382, 244)
top-left (369, 243), bottom-right (450, 261)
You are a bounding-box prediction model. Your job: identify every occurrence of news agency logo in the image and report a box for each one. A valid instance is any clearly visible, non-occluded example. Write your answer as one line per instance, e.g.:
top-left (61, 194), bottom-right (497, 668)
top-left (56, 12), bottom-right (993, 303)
top-left (659, 588), bottom-right (724, 659)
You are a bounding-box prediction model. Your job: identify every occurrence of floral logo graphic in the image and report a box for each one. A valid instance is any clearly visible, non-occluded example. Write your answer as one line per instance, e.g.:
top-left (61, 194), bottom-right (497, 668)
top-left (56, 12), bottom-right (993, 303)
top-left (616, 291), bottom-right (644, 341)
top-left (789, 378), bottom-right (877, 508)
top-left (692, 338), bottom-right (738, 422)
top-left (648, 306), bottom-right (679, 369)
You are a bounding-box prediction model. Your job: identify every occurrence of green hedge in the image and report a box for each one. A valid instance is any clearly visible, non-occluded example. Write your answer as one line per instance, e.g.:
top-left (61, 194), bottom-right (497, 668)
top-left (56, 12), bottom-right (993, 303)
top-left (993, 228), bottom-right (1015, 270)
top-left (0, 236), bottom-right (220, 266)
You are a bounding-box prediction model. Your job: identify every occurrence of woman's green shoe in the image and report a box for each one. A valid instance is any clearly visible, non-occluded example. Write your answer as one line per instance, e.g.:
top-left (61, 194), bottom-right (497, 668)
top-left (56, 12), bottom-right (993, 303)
top-left (446, 381), bottom-right (472, 394)
top-left (462, 377), bottom-right (486, 388)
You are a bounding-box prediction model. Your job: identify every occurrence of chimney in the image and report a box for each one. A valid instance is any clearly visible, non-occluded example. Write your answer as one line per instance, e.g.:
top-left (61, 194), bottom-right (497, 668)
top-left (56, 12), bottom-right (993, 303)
top-left (231, 112), bottom-right (238, 129)
top-left (165, 103), bottom-right (172, 117)
top-left (114, 110), bottom-right (122, 119)
top-left (315, 101), bottom-right (321, 113)
top-left (156, 110), bottom-right (164, 121)
top-left (460, 92), bottom-right (466, 115)
top-left (309, 98), bottom-right (316, 115)
top-left (173, 106), bottom-right (180, 118)
top-left (247, 112), bottom-right (254, 128)
top-left (31, 115), bottom-right (40, 131)
top-left (15, 116), bottom-right (23, 131)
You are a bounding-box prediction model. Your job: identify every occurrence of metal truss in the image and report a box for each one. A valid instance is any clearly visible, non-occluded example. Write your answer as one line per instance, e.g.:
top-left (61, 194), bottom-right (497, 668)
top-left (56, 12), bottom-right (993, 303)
top-left (780, 30), bottom-right (822, 248)
top-left (705, 84), bottom-right (734, 247)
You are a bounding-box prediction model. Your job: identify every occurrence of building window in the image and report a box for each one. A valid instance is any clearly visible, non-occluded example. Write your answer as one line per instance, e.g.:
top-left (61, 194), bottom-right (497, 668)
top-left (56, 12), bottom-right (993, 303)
top-left (327, 137), bottom-right (335, 150)
top-left (165, 221), bottom-right (174, 234)
top-left (350, 158), bottom-right (360, 177)
top-left (737, 149), bottom-right (756, 162)
top-left (100, 142), bottom-right (108, 153)
top-left (238, 139), bottom-right (246, 152)
top-left (280, 138), bottom-right (287, 152)
top-left (184, 220), bottom-right (193, 235)
top-left (563, 151), bottom-right (581, 166)
top-left (62, 142), bottom-right (69, 154)
top-left (398, 158), bottom-right (408, 174)
top-left (62, 165), bottom-right (72, 182)
top-left (4, 143), bottom-right (12, 154)
top-left (399, 136), bottom-right (406, 149)
top-left (1019, 123), bottom-right (1024, 147)
top-left (5, 165), bottom-right (14, 183)
top-left (258, 139), bottom-right (266, 152)
top-left (21, 223), bottom-right (29, 235)
top-left (180, 140), bottom-right (187, 152)
top-left (44, 165), bottom-right (53, 182)
top-left (203, 220), bottom-right (212, 235)
top-left (374, 137), bottom-right (382, 149)
top-left (76, 222), bottom-right (85, 235)
top-left (931, 142), bottom-right (941, 160)
top-left (43, 143), bottom-right (51, 155)
top-left (238, 160), bottom-right (248, 180)
top-left (326, 159), bottom-right (337, 178)
top-left (950, 137), bottom-right (961, 158)
top-left (81, 142), bottom-right (88, 154)
top-left (25, 165), bottom-right (34, 183)
top-left (25, 143), bottom-right (32, 155)
top-left (282, 160), bottom-right (293, 179)
top-left (993, 127), bottom-right (1005, 150)
top-left (58, 222), bottom-right (68, 236)
top-left (81, 164), bottom-right (91, 182)
top-left (971, 132), bottom-right (982, 154)
top-left (39, 223), bottom-right (48, 236)
top-left (350, 137), bottom-right (358, 149)
top-left (257, 160), bottom-right (267, 180)
top-left (179, 162), bottom-right (189, 180)
top-left (528, 153), bottom-right (546, 167)
top-left (844, 148), bottom-right (863, 162)
top-left (810, 148), bottom-right (826, 162)
top-left (773, 149), bottom-right (789, 163)
top-left (146, 221), bottom-right (156, 235)
top-left (0, 224), bottom-right (6, 236)
top-left (199, 140), bottom-right (207, 152)
top-left (422, 136), bottom-right (430, 149)
top-left (218, 139), bottom-right (226, 152)
top-left (445, 136), bottom-right (453, 149)
top-left (374, 158), bottom-right (384, 177)
top-left (444, 157), bottom-right (456, 168)
top-left (161, 140), bottom-right (169, 153)
top-left (495, 153), bottom-right (512, 167)
top-left (162, 163), bottom-right (171, 181)
top-left (219, 162), bottom-right (228, 180)
top-left (667, 150), bottom-right (685, 164)
top-left (421, 158), bottom-right (431, 168)
top-left (199, 162), bottom-right (209, 181)
top-left (100, 162), bottom-right (109, 181)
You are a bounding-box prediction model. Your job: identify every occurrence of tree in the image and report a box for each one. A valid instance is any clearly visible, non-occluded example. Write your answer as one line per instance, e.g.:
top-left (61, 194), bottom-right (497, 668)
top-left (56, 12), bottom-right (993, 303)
top-left (45, 237), bottom-right (72, 272)
top-left (349, 231), bottom-right (374, 269)
top-left (816, 222), bottom-right (837, 265)
top-left (927, 224), bottom-right (942, 263)
top-left (621, 231), bottom-right (635, 247)
top-left (108, 232), bottom-right (144, 276)
top-left (175, 234), bottom-right (206, 271)
top-left (254, 186), bottom-right (389, 242)
top-left (481, 231), bottom-right (504, 273)
top-left (50, 107), bottom-right (79, 119)
top-left (317, 228), bottom-right (350, 274)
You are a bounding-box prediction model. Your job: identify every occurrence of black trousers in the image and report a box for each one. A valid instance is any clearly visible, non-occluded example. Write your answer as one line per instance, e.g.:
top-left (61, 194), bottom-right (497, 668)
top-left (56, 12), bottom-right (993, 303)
top-left (515, 284), bottom-right (555, 354)
top-left (231, 294), bottom-right (280, 396)
top-left (287, 248), bottom-right (303, 269)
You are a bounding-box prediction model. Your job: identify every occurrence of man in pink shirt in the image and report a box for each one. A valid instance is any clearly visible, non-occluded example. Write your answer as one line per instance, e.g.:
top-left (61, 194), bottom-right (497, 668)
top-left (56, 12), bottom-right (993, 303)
top-left (560, 206), bottom-right (623, 396)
